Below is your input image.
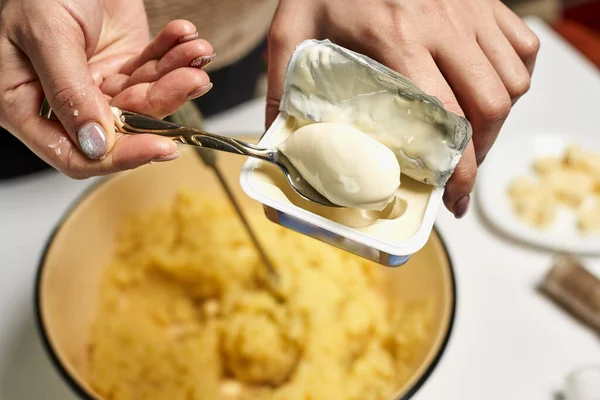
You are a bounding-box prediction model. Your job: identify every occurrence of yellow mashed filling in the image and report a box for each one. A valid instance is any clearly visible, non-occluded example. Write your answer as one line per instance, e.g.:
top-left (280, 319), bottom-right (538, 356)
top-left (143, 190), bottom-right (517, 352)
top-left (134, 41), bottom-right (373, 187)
top-left (88, 191), bottom-right (433, 400)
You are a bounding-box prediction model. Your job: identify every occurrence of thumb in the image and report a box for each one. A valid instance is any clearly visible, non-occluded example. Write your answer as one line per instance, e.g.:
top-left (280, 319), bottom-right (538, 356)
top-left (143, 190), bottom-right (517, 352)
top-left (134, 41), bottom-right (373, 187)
top-left (265, 1), bottom-right (317, 130)
top-left (20, 10), bottom-right (114, 160)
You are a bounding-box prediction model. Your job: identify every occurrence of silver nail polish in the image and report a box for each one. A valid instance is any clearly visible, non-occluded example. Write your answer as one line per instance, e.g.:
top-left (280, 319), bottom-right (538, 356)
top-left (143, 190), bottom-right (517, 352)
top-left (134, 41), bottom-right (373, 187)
top-left (77, 122), bottom-right (107, 160)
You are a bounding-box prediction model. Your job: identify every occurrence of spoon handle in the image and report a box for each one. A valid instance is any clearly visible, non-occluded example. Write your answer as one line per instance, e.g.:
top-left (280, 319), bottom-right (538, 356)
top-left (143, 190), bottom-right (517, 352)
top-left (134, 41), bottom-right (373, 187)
top-left (120, 110), bottom-right (275, 157)
top-left (39, 99), bottom-right (277, 163)
top-left (39, 99), bottom-right (339, 208)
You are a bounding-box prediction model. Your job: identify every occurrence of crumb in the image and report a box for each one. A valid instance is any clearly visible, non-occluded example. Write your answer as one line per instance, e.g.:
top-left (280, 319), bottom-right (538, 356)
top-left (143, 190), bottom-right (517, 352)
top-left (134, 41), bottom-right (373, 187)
top-left (74, 109), bottom-right (79, 117)
top-left (111, 106), bottom-right (124, 130)
top-left (540, 168), bottom-right (594, 208)
top-left (203, 299), bottom-right (220, 317)
top-left (508, 145), bottom-right (600, 233)
top-left (577, 197), bottom-right (600, 234)
top-left (508, 178), bottom-right (556, 228)
top-left (533, 156), bottom-right (561, 175)
top-left (220, 380), bottom-right (243, 399)
top-left (47, 137), bottom-right (67, 156)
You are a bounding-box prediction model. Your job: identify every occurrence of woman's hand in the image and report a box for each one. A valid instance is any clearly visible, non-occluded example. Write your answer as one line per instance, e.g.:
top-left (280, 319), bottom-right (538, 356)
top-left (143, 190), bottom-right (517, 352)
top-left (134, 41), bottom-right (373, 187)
top-left (0, 0), bottom-right (214, 178)
top-left (266, 0), bottom-right (540, 217)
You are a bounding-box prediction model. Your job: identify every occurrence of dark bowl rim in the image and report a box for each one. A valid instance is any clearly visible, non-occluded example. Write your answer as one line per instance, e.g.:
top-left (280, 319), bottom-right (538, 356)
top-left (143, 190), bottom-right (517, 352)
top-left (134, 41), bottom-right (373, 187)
top-left (33, 175), bottom-right (458, 400)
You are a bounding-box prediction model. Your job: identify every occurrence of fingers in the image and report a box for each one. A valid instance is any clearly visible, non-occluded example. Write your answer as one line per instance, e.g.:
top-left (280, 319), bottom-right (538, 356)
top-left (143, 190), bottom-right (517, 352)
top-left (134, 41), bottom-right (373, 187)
top-left (434, 40), bottom-right (511, 167)
top-left (88, 54), bottom-right (133, 86)
top-left (124, 39), bottom-right (214, 87)
top-left (100, 24), bottom-right (214, 109)
top-left (494, 2), bottom-right (541, 75)
top-left (0, 37), bottom-right (39, 131)
top-left (16, 10), bottom-right (115, 160)
top-left (110, 67), bottom-right (211, 119)
top-left (373, 46), bottom-right (476, 216)
top-left (120, 20), bottom-right (201, 75)
top-left (477, 26), bottom-right (531, 104)
top-left (375, 46), bottom-right (464, 115)
top-left (17, 109), bottom-right (179, 179)
top-left (444, 141), bottom-right (477, 218)
top-left (1, 75), bottom-right (179, 179)
top-left (109, 134), bottom-right (180, 170)
top-left (100, 74), bottom-right (130, 98)
top-left (0, 7), bottom-right (192, 179)
top-left (265, 1), bottom-right (318, 129)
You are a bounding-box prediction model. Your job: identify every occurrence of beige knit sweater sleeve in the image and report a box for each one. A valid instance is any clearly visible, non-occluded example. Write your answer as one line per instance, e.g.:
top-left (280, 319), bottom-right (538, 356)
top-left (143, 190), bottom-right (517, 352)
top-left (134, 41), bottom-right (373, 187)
top-left (144, 0), bottom-right (279, 71)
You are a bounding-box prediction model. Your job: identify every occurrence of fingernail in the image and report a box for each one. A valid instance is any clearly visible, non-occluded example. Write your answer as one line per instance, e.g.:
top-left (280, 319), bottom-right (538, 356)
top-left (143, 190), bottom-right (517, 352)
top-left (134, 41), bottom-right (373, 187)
top-left (190, 53), bottom-right (216, 69)
top-left (512, 95), bottom-right (522, 106)
top-left (92, 72), bottom-right (103, 86)
top-left (152, 151), bottom-right (180, 162)
top-left (77, 122), bottom-right (107, 160)
top-left (453, 195), bottom-right (471, 219)
top-left (178, 32), bottom-right (198, 44)
top-left (187, 82), bottom-right (213, 100)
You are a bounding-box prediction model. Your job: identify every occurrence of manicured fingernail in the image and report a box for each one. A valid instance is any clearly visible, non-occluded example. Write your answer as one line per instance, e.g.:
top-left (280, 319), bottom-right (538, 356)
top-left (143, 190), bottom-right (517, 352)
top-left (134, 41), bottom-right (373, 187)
top-left (187, 82), bottom-right (213, 100)
top-left (77, 122), bottom-right (107, 160)
top-left (92, 72), bottom-right (103, 86)
top-left (190, 53), bottom-right (216, 69)
top-left (453, 195), bottom-right (471, 219)
top-left (152, 151), bottom-right (180, 162)
top-left (178, 32), bottom-right (198, 43)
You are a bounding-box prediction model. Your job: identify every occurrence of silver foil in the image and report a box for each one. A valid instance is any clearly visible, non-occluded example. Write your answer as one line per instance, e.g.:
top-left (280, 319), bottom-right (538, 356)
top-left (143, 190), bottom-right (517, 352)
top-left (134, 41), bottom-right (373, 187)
top-left (279, 39), bottom-right (472, 187)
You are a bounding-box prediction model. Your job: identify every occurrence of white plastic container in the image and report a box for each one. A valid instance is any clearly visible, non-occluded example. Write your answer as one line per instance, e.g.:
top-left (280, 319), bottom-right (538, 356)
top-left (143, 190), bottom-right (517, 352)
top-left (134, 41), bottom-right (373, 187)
top-left (240, 113), bottom-right (445, 267)
top-left (240, 39), bottom-right (470, 267)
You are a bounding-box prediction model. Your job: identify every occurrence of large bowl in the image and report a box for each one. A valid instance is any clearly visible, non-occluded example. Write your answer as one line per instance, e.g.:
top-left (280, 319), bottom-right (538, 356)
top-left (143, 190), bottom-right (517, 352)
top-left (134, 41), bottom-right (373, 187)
top-left (34, 147), bottom-right (456, 399)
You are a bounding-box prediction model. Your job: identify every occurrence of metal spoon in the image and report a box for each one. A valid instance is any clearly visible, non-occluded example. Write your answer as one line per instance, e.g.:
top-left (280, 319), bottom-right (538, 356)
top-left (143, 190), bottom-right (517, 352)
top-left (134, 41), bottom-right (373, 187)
top-left (39, 100), bottom-right (340, 208)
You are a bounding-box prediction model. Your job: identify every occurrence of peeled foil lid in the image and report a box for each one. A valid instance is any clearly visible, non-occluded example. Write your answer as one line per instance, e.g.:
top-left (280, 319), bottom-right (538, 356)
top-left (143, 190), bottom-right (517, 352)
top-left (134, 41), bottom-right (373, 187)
top-left (279, 39), bottom-right (472, 187)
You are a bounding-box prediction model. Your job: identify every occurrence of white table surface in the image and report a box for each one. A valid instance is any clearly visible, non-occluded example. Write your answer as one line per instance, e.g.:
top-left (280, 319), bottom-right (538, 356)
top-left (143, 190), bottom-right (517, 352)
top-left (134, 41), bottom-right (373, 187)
top-left (1, 17), bottom-right (599, 400)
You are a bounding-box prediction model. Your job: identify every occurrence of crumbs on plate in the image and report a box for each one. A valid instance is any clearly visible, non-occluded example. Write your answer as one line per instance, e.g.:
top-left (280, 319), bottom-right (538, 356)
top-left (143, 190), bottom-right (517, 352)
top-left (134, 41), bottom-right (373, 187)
top-left (508, 145), bottom-right (600, 233)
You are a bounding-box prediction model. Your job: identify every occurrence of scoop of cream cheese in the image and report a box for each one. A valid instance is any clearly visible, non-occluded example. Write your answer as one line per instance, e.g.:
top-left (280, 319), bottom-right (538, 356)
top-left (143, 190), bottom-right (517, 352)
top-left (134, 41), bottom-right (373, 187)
top-left (278, 122), bottom-right (401, 211)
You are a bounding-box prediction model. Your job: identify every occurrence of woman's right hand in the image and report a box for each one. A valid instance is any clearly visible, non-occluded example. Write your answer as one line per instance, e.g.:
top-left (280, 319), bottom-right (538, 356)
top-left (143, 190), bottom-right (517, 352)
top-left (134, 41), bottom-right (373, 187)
top-left (0, 0), bottom-right (215, 178)
top-left (266, 0), bottom-right (539, 218)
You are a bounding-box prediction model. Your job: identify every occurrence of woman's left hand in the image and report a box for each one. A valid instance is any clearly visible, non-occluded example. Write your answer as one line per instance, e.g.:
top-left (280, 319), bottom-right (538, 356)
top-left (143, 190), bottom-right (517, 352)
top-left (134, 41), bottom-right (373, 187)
top-left (265, 0), bottom-right (539, 218)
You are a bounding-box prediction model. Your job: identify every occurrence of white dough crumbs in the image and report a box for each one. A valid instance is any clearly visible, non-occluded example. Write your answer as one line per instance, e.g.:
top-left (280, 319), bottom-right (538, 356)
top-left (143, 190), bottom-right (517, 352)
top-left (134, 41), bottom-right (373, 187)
top-left (508, 144), bottom-right (600, 234)
top-left (73, 110), bottom-right (79, 117)
top-left (111, 106), bottom-right (125, 130)
top-left (47, 137), bottom-right (67, 156)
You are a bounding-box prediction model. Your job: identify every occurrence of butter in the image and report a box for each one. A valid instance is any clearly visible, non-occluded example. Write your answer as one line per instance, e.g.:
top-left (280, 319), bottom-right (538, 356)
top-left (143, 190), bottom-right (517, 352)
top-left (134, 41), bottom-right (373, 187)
top-left (278, 122), bottom-right (401, 211)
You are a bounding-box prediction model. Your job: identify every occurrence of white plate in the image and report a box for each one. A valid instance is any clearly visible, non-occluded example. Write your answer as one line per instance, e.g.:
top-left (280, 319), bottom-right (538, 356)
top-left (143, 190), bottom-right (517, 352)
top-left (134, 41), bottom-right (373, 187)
top-left (477, 131), bottom-right (600, 255)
